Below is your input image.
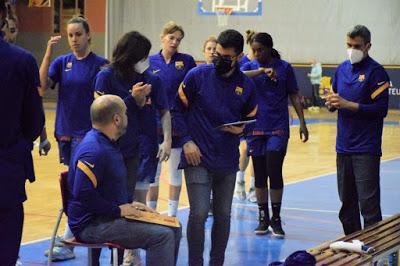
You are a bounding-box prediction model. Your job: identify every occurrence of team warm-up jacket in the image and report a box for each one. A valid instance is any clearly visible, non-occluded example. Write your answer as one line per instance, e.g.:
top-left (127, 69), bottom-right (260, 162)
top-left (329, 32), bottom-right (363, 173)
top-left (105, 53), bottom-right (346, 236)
top-left (67, 129), bottom-right (128, 237)
top-left (0, 38), bottom-right (45, 207)
top-left (332, 56), bottom-right (390, 156)
top-left (172, 64), bottom-right (258, 172)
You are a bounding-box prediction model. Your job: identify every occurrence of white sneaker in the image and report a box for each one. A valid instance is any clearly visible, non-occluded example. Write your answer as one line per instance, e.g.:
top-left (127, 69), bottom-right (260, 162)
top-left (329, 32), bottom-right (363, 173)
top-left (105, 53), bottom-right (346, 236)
top-left (247, 188), bottom-right (257, 203)
top-left (234, 181), bottom-right (246, 201)
top-left (15, 257), bottom-right (22, 266)
top-left (123, 249), bottom-right (142, 266)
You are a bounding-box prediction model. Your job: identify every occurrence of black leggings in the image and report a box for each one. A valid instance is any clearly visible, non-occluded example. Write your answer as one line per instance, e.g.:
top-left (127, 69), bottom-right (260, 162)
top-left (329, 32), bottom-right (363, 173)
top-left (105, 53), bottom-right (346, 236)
top-left (252, 151), bottom-right (286, 189)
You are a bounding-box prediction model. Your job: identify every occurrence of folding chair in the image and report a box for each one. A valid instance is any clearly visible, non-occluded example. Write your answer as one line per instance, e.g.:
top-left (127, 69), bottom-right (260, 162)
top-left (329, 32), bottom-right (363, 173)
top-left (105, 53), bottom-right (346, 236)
top-left (47, 171), bottom-right (124, 266)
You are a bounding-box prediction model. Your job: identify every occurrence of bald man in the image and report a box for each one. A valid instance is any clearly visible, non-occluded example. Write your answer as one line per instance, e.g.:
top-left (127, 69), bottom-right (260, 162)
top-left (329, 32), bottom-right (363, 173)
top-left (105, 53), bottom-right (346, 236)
top-left (67, 95), bottom-right (181, 266)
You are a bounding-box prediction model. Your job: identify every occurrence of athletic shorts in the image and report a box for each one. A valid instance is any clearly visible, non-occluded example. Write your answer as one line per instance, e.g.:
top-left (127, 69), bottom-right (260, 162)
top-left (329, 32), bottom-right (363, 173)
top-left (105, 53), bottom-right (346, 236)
top-left (246, 135), bottom-right (288, 157)
top-left (57, 136), bottom-right (82, 165)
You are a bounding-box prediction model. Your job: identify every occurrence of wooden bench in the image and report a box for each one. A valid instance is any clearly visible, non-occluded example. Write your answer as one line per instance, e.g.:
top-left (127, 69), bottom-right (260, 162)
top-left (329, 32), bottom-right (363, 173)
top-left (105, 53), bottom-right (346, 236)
top-left (308, 214), bottom-right (400, 265)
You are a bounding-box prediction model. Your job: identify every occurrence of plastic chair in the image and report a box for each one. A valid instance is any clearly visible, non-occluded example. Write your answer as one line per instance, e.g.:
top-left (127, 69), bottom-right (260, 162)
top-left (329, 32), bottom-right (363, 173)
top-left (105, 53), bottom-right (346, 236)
top-left (47, 171), bottom-right (124, 266)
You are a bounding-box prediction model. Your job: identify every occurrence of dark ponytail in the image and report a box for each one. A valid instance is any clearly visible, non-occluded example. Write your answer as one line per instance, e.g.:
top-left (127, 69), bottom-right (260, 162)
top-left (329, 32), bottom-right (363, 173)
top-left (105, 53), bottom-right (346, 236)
top-left (251, 32), bottom-right (281, 59)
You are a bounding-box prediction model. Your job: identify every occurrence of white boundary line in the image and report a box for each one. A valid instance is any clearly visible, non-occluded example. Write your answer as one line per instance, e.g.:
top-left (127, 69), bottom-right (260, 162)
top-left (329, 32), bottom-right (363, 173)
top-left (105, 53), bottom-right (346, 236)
top-left (232, 203), bottom-right (393, 218)
top-left (22, 157), bottom-right (399, 245)
top-left (285, 156), bottom-right (400, 186)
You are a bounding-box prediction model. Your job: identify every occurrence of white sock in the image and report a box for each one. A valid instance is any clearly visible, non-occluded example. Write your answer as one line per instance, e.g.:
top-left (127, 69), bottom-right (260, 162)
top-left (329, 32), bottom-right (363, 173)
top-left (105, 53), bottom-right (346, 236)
top-left (236, 171), bottom-right (245, 183)
top-left (250, 175), bottom-right (255, 190)
top-left (168, 200), bottom-right (179, 216)
top-left (147, 200), bottom-right (157, 210)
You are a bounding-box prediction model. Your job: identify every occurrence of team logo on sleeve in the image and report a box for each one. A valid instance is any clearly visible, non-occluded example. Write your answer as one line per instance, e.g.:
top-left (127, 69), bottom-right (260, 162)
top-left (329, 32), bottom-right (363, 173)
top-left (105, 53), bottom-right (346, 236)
top-left (358, 74), bottom-right (365, 82)
top-left (65, 62), bottom-right (73, 71)
top-left (175, 61), bottom-right (184, 70)
top-left (235, 86), bottom-right (243, 95)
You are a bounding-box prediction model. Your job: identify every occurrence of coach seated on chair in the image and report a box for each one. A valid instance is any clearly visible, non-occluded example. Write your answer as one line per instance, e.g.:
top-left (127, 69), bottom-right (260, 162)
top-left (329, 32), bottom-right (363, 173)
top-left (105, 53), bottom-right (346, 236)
top-left (66, 95), bottom-right (181, 266)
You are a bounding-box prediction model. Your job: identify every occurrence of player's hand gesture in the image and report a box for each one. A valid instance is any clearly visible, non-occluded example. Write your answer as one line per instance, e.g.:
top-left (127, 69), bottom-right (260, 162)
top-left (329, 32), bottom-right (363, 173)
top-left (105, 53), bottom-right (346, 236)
top-left (131, 82), bottom-right (151, 107)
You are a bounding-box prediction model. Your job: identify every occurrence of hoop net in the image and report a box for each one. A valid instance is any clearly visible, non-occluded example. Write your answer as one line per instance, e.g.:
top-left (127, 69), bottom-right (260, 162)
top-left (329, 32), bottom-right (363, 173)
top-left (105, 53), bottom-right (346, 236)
top-left (215, 6), bottom-right (233, 27)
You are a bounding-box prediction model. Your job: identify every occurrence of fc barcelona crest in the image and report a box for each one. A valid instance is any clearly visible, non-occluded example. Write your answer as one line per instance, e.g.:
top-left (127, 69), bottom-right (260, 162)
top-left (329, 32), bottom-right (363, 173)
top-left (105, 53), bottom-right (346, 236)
top-left (175, 61), bottom-right (184, 70)
top-left (235, 86), bottom-right (243, 95)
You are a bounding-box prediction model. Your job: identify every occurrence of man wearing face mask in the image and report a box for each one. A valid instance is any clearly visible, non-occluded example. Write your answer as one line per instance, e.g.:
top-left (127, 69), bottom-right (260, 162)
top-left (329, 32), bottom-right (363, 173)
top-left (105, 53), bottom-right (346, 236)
top-left (172, 29), bottom-right (257, 265)
top-left (325, 25), bottom-right (390, 235)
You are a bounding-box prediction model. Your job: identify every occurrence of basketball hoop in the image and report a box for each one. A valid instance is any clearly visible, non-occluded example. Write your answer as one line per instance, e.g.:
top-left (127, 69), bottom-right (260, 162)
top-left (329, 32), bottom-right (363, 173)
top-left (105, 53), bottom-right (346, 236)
top-left (215, 6), bottom-right (233, 27)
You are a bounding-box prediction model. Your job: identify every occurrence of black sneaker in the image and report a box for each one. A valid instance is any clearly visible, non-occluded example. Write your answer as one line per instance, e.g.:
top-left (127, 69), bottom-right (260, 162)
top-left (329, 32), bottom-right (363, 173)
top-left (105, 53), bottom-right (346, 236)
top-left (269, 217), bottom-right (285, 238)
top-left (254, 220), bottom-right (269, 235)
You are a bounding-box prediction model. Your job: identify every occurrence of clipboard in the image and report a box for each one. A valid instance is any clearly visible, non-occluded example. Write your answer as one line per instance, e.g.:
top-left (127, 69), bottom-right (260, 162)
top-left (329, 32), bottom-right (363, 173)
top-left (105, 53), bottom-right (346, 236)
top-left (125, 211), bottom-right (180, 228)
top-left (217, 119), bottom-right (257, 128)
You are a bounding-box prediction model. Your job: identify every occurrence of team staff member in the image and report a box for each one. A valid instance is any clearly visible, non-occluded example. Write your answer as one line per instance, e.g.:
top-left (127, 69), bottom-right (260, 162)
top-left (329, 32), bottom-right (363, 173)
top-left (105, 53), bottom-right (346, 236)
top-left (326, 25), bottom-right (389, 235)
top-left (148, 21), bottom-right (196, 216)
top-left (40, 16), bottom-right (108, 261)
top-left (0, 1), bottom-right (45, 264)
top-left (67, 95), bottom-right (181, 266)
top-left (173, 29), bottom-right (257, 265)
top-left (241, 32), bottom-right (308, 237)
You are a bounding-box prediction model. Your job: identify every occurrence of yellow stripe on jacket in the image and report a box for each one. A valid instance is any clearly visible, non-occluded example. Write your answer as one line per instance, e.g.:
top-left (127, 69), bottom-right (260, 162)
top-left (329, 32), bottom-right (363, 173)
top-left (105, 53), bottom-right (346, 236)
top-left (77, 160), bottom-right (98, 188)
top-left (371, 82), bottom-right (389, 100)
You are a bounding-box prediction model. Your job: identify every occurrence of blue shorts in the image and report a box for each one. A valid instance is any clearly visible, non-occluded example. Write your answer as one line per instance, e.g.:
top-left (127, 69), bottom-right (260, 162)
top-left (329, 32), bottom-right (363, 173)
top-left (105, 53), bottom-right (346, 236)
top-left (57, 137), bottom-right (82, 165)
top-left (137, 135), bottom-right (158, 183)
top-left (246, 135), bottom-right (288, 157)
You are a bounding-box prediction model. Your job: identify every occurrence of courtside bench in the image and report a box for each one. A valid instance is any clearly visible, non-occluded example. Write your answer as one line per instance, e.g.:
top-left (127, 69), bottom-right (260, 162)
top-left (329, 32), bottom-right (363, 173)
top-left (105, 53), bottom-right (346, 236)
top-left (308, 214), bottom-right (400, 265)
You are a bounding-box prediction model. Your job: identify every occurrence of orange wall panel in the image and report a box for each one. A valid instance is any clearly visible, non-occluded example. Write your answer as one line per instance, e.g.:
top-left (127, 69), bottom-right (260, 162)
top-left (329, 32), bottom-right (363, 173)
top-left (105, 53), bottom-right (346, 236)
top-left (84, 0), bottom-right (105, 33)
top-left (16, 3), bottom-right (53, 32)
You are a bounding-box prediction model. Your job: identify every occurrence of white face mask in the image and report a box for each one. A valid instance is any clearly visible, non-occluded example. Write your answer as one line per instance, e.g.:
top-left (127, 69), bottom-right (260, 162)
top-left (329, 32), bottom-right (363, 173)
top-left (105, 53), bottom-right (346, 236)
top-left (347, 48), bottom-right (364, 64)
top-left (134, 58), bottom-right (150, 74)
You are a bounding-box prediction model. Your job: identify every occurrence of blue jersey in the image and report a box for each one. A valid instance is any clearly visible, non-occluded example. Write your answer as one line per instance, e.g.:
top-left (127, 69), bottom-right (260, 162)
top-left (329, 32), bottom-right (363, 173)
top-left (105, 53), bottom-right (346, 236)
top-left (332, 56), bottom-right (389, 155)
top-left (241, 59), bottom-right (298, 137)
top-left (149, 51), bottom-right (196, 106)
top-left (238, 54), bottom-right (251, 67)
top-left (0, 39), bottom-right (45, 207)
top-left (137, 70), bottom-right (169, 182)
top-left (67, 129), bottom-right (128, 237)
top-left (49, 52), bottom-right (108, 138)
top-left (94, 66), bottom-right (143, 159)
top-left (138, 70), bottom-right (169, 140)
top-left (173, 64), bottom-right (257, 172)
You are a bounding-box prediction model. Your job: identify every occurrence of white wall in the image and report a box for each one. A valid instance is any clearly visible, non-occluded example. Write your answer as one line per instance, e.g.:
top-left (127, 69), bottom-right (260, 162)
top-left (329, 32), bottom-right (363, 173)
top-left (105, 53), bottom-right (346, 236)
top-left (106, 0), bottom-right (400, 64)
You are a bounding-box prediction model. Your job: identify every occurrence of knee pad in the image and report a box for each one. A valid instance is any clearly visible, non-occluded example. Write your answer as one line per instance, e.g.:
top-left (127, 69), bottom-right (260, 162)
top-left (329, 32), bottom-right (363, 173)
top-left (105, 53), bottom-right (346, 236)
top-left (169, 148), bottom-right (183, 186)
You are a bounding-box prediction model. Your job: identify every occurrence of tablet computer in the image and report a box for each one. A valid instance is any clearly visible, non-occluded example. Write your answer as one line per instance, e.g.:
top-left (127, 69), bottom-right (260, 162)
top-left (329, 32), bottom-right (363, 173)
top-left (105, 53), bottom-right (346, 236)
top-left (217, 119), bottom-right (257, 128)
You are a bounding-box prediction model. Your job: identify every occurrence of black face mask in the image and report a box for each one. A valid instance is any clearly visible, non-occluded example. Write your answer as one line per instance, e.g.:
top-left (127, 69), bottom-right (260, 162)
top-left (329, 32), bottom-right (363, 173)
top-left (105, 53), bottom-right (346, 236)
top-left (213, 55), bottom-right (234, 75)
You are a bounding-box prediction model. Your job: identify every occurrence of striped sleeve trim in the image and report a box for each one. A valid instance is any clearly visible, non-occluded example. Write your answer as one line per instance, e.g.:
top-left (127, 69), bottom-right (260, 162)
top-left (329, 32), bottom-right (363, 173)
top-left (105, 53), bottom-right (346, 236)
top-left (77, 160), bottom-right (98, 188)
top-left (371, 82), bottom-right (389, 100)
top-left (178, 83), bottom-right (189, 107)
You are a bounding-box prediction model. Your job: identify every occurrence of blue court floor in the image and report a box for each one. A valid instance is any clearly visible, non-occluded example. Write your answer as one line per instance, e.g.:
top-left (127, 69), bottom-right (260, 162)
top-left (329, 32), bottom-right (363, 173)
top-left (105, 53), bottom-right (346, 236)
top-left (19, 158), bottom-right (400, 265)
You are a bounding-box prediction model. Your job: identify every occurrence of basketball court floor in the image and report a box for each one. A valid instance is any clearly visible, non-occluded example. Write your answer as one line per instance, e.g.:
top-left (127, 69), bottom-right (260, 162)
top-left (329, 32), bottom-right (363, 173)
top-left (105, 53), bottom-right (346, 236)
top-left (18, 105), bottom-right (400, 265)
